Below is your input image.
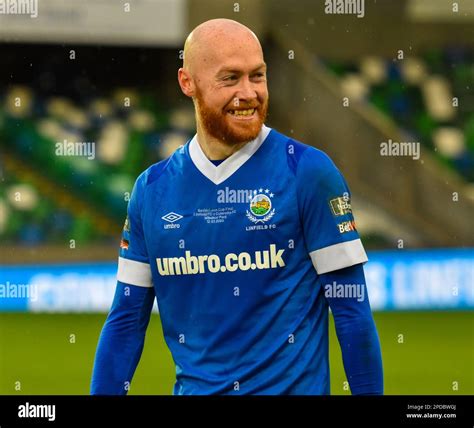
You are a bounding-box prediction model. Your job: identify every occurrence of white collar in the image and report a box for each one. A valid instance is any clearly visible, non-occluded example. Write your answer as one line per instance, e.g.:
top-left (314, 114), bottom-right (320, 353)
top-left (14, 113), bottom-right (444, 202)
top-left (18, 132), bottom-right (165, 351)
top-left (189, 124), bottom-right (271, 185)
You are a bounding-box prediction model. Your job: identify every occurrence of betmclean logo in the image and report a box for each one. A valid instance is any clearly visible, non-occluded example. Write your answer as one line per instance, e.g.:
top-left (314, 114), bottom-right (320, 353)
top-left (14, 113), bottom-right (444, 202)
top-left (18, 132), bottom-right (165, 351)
top-left (18, 402), bottom-right (56, 422)
top-left (156, 244), bottom-right (285, 276)
top-left (324, 0), bottom-right (365, 18)
top-left (338, 220), bottom-right (357, 234)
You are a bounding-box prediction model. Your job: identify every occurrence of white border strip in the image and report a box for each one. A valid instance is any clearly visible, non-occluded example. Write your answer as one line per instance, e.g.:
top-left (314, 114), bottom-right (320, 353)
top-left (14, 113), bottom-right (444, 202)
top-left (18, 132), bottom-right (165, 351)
top-left (310, 239), bottom-right (368, 274)
top-left (117, 257), bottom-right (153, 287)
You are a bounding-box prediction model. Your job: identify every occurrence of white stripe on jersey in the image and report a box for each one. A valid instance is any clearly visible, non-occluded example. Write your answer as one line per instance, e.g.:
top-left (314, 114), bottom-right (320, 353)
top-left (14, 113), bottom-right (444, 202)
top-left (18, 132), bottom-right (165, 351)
top-left (310, 239), bottom-right (368, 274)
top-left (117, 257), bottom-right (153, 287)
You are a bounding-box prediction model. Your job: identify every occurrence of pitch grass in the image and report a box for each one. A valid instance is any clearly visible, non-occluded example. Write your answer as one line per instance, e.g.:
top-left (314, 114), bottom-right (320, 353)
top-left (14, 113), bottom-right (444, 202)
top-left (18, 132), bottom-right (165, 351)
top-left (0, 311), bottom-right (472, 395)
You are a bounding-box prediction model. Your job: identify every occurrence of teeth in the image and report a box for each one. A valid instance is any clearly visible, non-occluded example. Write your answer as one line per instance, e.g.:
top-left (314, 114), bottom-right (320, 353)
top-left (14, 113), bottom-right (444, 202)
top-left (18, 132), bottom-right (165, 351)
top-left (229, 108), bottom-right (255, 116)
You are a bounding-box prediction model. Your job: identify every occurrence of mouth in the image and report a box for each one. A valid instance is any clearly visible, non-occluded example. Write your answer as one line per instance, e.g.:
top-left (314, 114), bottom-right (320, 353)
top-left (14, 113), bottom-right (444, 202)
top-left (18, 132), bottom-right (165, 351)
top-left (227, 108), bottom-right (257, 120)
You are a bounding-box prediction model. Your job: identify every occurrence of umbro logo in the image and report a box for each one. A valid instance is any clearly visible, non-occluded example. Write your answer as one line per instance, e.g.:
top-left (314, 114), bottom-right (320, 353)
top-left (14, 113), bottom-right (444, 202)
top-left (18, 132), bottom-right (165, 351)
top-left (162, 212), bottom-right (183, 223)
top-left (162, 212), bottom-right (182, 229)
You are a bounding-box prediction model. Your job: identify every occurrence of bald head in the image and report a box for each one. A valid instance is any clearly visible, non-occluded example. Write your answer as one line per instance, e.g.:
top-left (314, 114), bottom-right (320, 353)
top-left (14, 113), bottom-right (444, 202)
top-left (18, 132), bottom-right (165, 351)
top-left (178, 19), bottom-right (269, 149)
top-left (183, 19), bottom-right (263, 77)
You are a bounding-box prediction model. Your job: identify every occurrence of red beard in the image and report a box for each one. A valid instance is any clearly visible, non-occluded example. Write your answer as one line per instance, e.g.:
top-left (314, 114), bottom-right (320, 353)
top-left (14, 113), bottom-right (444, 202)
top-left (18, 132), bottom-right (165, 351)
top-left (194, 85), bottom-right (268, 145)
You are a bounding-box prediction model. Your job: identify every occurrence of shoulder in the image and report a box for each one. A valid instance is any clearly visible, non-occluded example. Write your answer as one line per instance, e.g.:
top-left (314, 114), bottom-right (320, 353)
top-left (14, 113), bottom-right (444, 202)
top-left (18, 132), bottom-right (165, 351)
top-left (270, 128), bottom-right (338, 179)
top-left (129, 155), bottom-right (173, 208)
top-left (298, 145), bottom-right (339, 178)
top-left (140, 157), bottom-right (172, 187)
top-left (135, 142), bottom-right (189, 189)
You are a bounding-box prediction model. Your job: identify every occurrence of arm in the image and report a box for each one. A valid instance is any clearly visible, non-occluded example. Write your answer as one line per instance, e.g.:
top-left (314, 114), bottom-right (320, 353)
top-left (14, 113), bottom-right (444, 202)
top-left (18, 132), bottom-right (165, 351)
top-left (91, 171), bottom-right (155, 395)
top-left (321, 264), bottom-right (383, 395)
top-left (91, 281), bottom-right (155, 395)
top-left (295, 144), bottom-right (383, 394)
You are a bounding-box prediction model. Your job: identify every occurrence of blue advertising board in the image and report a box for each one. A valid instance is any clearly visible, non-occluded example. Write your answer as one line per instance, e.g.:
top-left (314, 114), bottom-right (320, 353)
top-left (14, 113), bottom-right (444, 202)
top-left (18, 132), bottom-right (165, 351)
top-left (0, 248), bottom-right (472, 312)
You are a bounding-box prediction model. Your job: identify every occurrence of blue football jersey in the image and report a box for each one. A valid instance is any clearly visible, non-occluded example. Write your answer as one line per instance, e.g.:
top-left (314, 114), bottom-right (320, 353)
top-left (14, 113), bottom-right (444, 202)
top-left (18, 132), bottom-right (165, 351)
top-left (117, 124), bottom-right (368, 394)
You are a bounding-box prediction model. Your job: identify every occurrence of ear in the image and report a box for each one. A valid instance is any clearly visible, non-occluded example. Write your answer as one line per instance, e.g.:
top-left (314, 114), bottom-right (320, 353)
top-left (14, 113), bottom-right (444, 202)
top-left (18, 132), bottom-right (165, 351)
top-left (178, 68), bottom-right (195, 98)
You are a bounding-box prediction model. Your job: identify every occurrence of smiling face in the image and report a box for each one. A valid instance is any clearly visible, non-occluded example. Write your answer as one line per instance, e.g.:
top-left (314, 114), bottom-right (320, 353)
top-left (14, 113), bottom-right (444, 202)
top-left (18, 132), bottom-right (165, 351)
top-left (179, 20), bottom-right (269, 145)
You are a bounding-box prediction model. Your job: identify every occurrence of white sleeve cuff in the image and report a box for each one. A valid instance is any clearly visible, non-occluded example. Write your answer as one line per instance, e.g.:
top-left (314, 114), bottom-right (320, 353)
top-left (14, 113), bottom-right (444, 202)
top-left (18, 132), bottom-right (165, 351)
top-left (117, 257), bottom-right (153, 287)
top-left (309, 239), bottom-right (368, 274)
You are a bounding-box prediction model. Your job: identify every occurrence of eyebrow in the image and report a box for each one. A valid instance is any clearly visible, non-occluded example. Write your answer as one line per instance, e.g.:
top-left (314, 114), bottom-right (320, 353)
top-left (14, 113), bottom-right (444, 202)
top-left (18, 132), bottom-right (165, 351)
top-left (216, 63), bottom-right (267, 76)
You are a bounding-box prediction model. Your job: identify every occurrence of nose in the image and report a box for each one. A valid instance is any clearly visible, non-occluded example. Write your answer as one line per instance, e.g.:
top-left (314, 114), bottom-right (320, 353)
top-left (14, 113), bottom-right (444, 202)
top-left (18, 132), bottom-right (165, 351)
top-left (235, 76), bottom-right (258, 103)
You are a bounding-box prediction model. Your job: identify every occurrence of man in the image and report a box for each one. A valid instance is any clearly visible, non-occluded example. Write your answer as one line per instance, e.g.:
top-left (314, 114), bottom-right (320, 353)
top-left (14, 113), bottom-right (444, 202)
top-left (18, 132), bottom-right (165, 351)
top-left (91, 18), bottom-right (383, 395)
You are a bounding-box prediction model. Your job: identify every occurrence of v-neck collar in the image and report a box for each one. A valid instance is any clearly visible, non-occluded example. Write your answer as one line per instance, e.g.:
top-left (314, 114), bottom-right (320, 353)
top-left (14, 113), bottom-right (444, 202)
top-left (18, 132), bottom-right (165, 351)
top-left (188, 124), bottom-right (272, 185)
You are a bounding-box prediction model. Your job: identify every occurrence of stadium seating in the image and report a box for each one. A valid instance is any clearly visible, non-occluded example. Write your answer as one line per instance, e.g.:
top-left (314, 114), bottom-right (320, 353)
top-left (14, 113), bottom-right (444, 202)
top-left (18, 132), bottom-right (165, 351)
top-left (323, 47), bottom-right (474, 182)
top-left (0, 82), bottom-right (195, 244)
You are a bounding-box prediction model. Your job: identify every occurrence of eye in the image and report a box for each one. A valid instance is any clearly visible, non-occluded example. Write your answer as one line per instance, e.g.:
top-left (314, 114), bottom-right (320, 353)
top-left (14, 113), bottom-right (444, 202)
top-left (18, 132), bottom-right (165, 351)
top-left (224, 75), bottom-right (238, 81)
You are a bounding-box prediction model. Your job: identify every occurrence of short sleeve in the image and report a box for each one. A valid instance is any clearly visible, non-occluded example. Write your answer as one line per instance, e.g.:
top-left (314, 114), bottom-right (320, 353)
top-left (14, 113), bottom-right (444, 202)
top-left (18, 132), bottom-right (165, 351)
top-left (117, 172), bottom-right (153, 288)
top-left (297, 147), bottom-right (368, 274)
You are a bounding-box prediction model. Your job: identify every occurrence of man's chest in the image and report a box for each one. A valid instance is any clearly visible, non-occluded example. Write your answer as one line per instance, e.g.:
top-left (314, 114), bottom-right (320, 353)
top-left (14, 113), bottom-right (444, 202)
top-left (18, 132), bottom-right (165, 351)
top-left (142, 171), bottom-right (301, 258)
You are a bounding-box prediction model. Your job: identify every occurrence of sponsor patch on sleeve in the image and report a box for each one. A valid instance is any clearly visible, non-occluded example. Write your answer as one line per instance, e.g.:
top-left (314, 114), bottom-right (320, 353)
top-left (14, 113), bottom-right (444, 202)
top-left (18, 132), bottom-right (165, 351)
top-left (337, 220), bottom-right (357, 234)
top-left (123, 216), bottom-right (130, 232)
top-left (329, 196), bottom-right (352, 216)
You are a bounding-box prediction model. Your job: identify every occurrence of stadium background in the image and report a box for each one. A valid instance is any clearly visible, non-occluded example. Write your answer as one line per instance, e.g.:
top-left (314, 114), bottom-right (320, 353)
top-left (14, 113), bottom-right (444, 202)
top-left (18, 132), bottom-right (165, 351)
top-left (0, 0), bottom-right (473, 395)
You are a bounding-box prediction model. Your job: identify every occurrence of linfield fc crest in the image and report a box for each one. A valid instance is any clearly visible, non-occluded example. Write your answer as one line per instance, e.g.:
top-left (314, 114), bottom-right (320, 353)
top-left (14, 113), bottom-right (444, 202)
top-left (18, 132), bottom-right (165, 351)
top-left (246, 188), bottom-right (275, 224)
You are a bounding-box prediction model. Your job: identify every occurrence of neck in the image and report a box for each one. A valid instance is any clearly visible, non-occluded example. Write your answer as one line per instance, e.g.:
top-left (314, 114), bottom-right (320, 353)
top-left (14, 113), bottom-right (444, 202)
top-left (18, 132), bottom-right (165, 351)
top-left (196, 122), bottom-right (253, 161)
